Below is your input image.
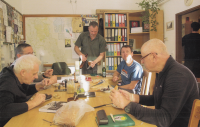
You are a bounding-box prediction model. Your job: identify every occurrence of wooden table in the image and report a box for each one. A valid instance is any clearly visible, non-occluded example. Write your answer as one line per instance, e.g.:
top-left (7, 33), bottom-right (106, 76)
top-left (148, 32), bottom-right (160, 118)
top-left (5, 76), bottom-right (156, 127)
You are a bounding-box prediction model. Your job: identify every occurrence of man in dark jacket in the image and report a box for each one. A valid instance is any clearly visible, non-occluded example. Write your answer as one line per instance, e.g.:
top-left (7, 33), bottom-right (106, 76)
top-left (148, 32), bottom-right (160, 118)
top-left (110, 39), bottom-right (199, 127)
top-left (0, 55), bottom-right (50, 127)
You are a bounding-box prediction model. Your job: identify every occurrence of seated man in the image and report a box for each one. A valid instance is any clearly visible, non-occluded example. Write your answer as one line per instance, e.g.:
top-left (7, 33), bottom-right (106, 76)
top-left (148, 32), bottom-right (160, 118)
top-left (110, 39), bottom-right (199, 127)
top-left (112, 45), bottom-right (143, 94)
top-left (0, 55), bottom-right (50, 127)
top-left (13, 43), bottom-right (57, 84)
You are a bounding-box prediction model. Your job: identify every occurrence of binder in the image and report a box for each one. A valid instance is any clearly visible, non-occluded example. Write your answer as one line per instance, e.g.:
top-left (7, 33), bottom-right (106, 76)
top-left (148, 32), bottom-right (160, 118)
top-left (108, 14), bottom-right (110, 27)
top-left (110, 14), bottom-right (112, 27)
top-left (118, 29), bottom-right (121, 41)
top-left (115, 29), bottom-right (118, 41)
top-left (105, 29), bottom-right (108, 41)
top-left (106, 57), bottom-right (109, 70)
top-left (122, 28), bottom-right (125, 41)
top-left (107, 43), bottom-right (111, 56)
top-left (118, 57), bottom-right (121, 66)
top-left (124, 14), bottom-right (127, 27)
top-left (125, 29), bottom-right (127, 41)
top-left (112, 14), bottom-right (115, 27)
top-left (107, 29), bottom-right (111, 41)
top-left (111, 43), bottom-right (114, 56)
top-left (114, 57), bottom-right (117, 70)
top-left (120, 43), bottom-right (123, 49)
top-left (121, 57), bottom-right (123, 62)
top-left (115, 14), bottom-right (119, 27)
top-left (119, 14), bottom-right (122, 27)
top-left (111, 57), bottom-right (114, 70)
top-left (111, 29), bottom-right (115, 41)
top-left (114, 43), bottom-right (117, 56)
top-left (117, 43), bottom-right (120, 56)
top-left (105, 14), bottom-right (108, 27)
top-left (109, 57), bottom-right (112, 70)
top-left (122, 14), bottom-right (125, 27)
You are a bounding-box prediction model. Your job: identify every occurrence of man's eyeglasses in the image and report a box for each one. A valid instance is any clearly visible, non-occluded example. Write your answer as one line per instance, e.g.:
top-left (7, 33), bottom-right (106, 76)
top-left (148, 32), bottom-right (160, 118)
top-left (141, 53), bottom-right (157, 60)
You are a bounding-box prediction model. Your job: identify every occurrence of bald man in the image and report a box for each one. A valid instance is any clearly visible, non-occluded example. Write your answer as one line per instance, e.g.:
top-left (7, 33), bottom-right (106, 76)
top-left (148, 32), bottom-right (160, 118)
top-left (110, 39), bottom-right (199, 127)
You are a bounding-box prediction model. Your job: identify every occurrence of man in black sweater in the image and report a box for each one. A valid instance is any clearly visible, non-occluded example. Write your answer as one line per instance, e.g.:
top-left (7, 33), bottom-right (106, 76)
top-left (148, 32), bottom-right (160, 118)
top-left (110, 39), bottom-right (199, 127)
top-left (0, 55), bottom-right (50, 127)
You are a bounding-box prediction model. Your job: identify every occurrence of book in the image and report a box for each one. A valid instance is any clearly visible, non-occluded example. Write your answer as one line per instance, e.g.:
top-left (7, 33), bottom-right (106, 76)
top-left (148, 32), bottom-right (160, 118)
top-left (95, 114), bottom-right (135, 127)
top-left (142, 22), bottom-right (150, 32)
top-left (39, 101), bottom-right (67, 113)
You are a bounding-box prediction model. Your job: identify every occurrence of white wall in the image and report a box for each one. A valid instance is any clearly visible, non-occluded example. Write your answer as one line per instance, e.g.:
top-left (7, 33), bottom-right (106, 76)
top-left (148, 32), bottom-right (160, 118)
top-left (159, 0), bottom-right (200, 58)
top-left (4, 0), bottom-right (22, 13)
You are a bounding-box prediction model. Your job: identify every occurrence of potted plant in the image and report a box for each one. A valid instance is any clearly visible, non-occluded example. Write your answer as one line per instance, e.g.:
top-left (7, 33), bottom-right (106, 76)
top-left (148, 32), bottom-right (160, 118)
top-left (137, 0), bottom-right (160, 31)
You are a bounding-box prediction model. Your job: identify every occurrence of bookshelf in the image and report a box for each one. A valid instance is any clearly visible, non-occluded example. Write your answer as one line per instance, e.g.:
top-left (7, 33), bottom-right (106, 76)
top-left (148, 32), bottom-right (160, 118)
top-left (99, 10), bottom-right (163, 72)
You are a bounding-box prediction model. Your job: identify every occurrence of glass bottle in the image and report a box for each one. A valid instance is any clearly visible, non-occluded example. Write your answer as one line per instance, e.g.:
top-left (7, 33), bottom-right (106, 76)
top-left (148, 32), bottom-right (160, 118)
top-left (102, 62), bottom-right (106, 77)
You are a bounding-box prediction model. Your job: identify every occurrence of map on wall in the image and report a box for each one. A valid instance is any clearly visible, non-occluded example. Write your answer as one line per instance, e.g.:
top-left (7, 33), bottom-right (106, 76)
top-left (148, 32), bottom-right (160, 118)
top-left (25, 17), bottom-right (80, 65)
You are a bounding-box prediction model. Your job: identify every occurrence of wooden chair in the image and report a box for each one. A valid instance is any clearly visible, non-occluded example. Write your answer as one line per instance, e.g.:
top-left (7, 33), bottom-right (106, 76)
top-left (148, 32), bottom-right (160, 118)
top-left (140, 69), bottom-right (152, 95)
top-left (188, 99), bottom-right (200, 127)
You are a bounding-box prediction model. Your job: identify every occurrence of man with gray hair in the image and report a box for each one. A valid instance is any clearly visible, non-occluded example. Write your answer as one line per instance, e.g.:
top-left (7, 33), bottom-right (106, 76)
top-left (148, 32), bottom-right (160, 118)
top-left (110, 39), bottom-right (199, 127)
top-left (0, 55), bottom-right (50, 127)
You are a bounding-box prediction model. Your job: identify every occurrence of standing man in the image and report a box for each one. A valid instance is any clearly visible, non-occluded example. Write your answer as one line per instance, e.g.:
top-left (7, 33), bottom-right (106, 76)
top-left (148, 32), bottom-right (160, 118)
top-left (74, 21), bottom-right (107, 74)
top-left (14, 43), bottom-right (57, 84)
top-left (112, 45), bottom-right (143, 94)
top-left (182, 22), bottom-right (200, 82)
top-left (0, 55), bottom-right (49, 127)
top-left (110, 39), bottom-right (199, 127)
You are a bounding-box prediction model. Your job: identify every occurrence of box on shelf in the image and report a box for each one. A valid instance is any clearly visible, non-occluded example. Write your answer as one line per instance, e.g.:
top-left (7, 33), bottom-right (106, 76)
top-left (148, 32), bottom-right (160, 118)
top-left (131, 27), bottom-right (142, 33)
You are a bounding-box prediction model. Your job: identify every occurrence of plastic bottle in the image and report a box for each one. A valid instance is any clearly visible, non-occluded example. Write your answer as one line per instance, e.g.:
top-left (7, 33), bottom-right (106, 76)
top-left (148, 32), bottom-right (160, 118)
top-left (102, 62), bottom-right (106, 77)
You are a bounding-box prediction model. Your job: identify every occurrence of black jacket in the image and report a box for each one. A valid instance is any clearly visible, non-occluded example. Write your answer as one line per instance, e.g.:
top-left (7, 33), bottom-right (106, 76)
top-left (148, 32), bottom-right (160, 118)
top-left (0, 67), bottom-right (37, 127)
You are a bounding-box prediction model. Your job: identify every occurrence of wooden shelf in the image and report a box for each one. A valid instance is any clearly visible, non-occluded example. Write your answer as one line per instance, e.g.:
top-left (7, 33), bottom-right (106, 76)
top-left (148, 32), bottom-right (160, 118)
top-left (105, 27), bottom-right (127, 29)
top-left (106, 55), bottom-right (121, 57)
top-left (129, 32), bottom-right (149, 35)
top-left (106, 41), bottom-right (127, 43)
top-left (106, 70), bottom-right (115, 73)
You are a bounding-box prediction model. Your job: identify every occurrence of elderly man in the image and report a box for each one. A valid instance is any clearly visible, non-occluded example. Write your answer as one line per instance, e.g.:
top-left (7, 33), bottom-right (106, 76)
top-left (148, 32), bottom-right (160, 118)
top-left (0, 55), bottom-right (50, 127)
top-left (112, 45), bottom-right (143, 94)
top-left (14, 43), bottom-right (57, 84)
top-left (110, 39), bottom-right (199, 127)
top-left (74, 21), bottom-right (107, 74)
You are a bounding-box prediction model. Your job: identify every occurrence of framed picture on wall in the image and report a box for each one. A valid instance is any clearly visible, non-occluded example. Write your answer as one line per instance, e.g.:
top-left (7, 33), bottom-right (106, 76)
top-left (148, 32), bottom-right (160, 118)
top-left (166, 20), bottom-right (174, 31)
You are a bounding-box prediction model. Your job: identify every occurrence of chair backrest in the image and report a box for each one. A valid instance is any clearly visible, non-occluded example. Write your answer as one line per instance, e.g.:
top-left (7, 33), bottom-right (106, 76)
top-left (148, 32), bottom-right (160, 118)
top-left (51, 62), bottom-right (71, 75)
top-left (140, 69), bottom-right (152, 95)
top-left (188, 99), bottom-right (200, 127)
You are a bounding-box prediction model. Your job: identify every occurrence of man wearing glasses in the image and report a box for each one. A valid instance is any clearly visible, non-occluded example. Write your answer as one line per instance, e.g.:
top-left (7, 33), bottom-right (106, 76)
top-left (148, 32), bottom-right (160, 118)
top-left (12, 43), bottom-right (57, 85)
top-left (110, 39), bottom-right (199, 127)
top-left (112, 45), bottom-right (143, 94)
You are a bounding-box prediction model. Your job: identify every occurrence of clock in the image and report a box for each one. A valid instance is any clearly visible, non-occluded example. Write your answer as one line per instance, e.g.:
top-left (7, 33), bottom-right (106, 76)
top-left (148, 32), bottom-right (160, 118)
top-left (184, 0), bottom-right (193, 6)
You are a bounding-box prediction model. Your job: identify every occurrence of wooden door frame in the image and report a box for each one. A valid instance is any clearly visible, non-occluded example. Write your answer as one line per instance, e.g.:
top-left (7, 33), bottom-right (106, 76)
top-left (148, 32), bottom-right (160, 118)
top-left (176, 5), bottom-right (200, 63)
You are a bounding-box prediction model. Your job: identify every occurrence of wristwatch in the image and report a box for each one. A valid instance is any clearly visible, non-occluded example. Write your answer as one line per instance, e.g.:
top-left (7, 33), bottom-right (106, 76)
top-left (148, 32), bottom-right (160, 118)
top-left (124, 102), bottom-right (132, 113)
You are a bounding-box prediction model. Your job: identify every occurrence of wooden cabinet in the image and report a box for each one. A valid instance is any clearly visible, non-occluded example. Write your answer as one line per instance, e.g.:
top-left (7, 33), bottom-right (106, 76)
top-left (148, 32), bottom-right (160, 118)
top-left (99, 10), bottom-right (163, 72)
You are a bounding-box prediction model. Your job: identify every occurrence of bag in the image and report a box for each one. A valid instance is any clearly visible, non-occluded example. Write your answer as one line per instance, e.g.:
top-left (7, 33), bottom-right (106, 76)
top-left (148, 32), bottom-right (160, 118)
top-left (53, 100), bottom-right (94, 126)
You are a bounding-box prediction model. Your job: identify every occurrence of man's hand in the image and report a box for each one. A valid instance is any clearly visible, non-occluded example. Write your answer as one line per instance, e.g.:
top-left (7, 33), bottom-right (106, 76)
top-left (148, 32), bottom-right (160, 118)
top-left (35, 78), bottom-right (51, 91)
top-left (113, 76), bottom-right (119, 82)
top-left (109, 89), bottom-right (130, 109)
top-left (44, 69), bottom-right (53, 77)
top-left (26, 93), bottom-right (46, 110)
top-left (80, 54), bottom-right (87, 62)
top-left (90, 61), bottom-right (97, 68)
top-left (119, 89), bottom-right (140, 103)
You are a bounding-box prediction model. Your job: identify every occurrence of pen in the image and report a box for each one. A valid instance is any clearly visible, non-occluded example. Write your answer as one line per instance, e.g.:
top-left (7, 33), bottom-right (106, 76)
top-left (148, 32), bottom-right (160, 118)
top-left (110, 113), bottom-right (115, 122)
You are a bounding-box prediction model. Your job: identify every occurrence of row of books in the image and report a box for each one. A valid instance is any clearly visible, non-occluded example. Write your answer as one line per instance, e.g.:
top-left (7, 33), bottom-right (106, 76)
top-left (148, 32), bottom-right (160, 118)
top-left (106, 42), bottom-right (127, 56)
top-left (105, 28), bottom-right (127, 41)
top-left (105, 14), bottom-right (127, 27)
top-left (106, 57), bottom-right (123, 71)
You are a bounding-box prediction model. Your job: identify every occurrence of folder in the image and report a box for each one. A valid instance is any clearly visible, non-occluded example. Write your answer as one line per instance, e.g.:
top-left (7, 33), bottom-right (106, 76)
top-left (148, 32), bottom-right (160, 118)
top-left (107, 43), bottom-right (111, 56)
top-left (111, 57), bottom-right (114, 70)
top-left (111, 29), bottom-right (115, 41)
top-left (115, 29), bottom-right (118, 41)
top-left (117, 43), bottom-right (120, 56)
top-left (112, 14), bottom-right (115, 27)
top-left (109, 57), bottom-right (112, 70)
top-left (122, 14), bottom-right (125, 27)
top-left (105, 29), bottom-right (108, 41)
top-left (108, 14), bottom-right (110, 27)
top-left (118, 29), bottom-right (121, 41)
top-left (105, 14), bottom-right (108, 27)
top-left (120, 43), bottom-right (123, 49)
top-left (107, 29), bottom-right (111, 41)
top-left (118, 14), bottom-right (122, 27)
top-left (121, 57), bottom-right (123, 62)
top-left (122, 28), bottom-right (125, 41)
top-left (110, 14), bottom-right (112, 27)
top-left (106, 57), bottom-right (109, 70)
top-left (125, 29), bottom-right (127, 41)
top-left (115, 14), bottom-right (119, 27)
top-left (124, 14), bottom-right (127, 27)
top-left (114, 43), bottom-right (117, 56)
top-left (118, 57), bottom-right (121, 66)
top-left (110, 43), bottom-right (114, 56)
top-left (114, 57), bottom-right (117, 70)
